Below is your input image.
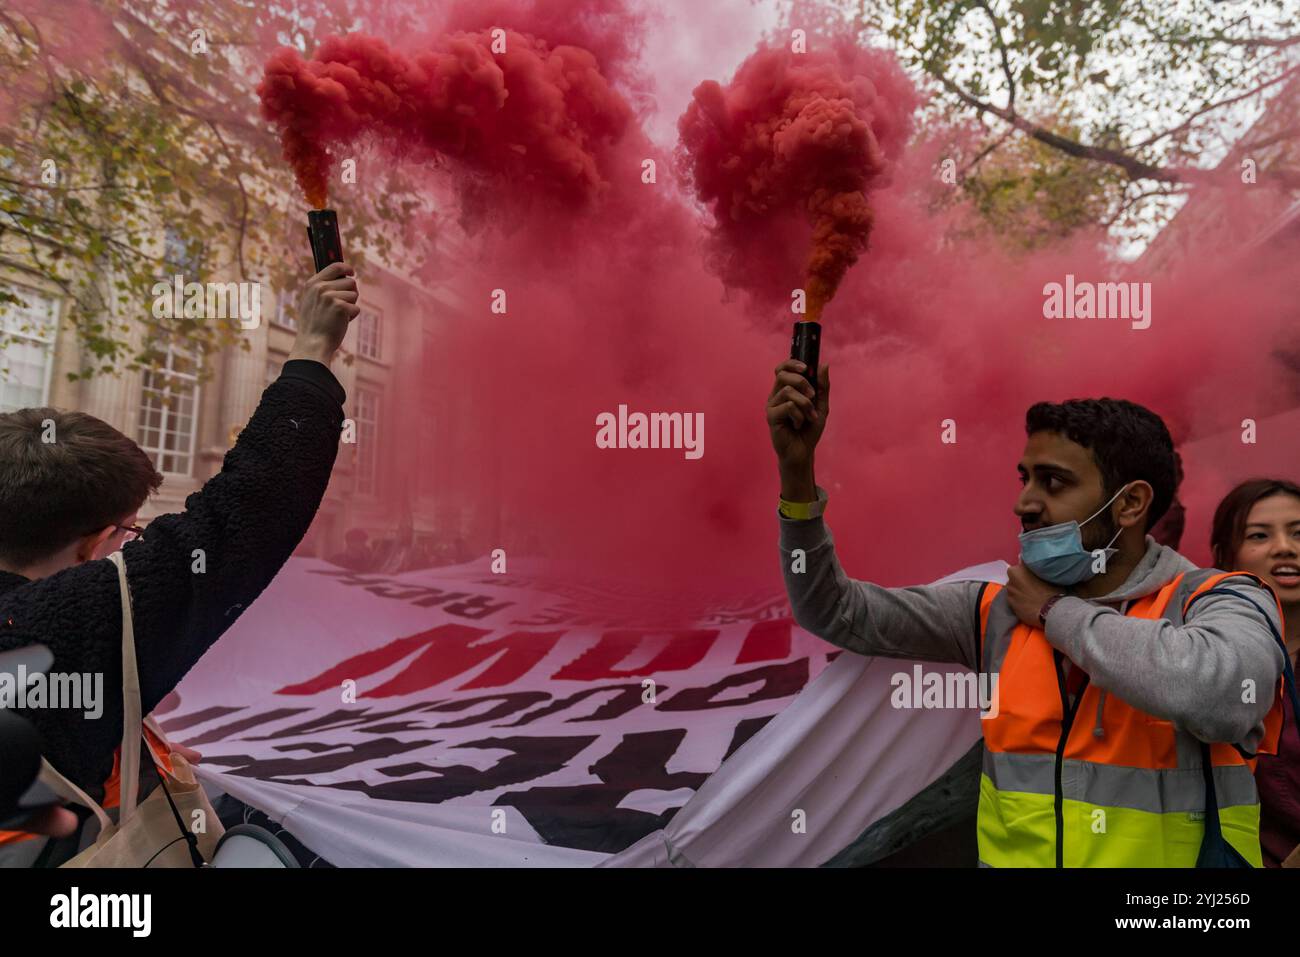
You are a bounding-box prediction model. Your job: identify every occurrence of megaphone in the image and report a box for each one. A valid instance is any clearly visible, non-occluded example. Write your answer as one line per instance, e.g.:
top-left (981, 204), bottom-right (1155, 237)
top-left (210, 824), bottom-right (301, 868)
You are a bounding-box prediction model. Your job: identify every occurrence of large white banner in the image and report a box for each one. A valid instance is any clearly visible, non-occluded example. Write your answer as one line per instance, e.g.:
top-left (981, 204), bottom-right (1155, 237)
top-left (163, 558), bottom-right (999, 867)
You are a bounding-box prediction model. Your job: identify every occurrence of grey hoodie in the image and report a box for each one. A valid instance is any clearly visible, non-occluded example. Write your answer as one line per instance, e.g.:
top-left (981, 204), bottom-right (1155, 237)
top-left (780, 494), bottom-right (1286, 753)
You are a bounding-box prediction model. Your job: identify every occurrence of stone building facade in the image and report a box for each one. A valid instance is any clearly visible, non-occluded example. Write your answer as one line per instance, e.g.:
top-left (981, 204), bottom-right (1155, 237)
top-left (0, 257), bottom-right (484, 563)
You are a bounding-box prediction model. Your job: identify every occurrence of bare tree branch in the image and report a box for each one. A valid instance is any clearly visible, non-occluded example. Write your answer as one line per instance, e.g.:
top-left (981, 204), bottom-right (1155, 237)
top-left (1134, 64), bottom-right (1300, 150)
top-left (937, 74), bottom-right (1300, 190)
top-left (1159, 32), bottom-right (1300, 50)
top-left (960, 127), bottom-right (1014, 177)
top-left (976, 0), bottom-right (1017, 113)
top-left (1103, 185), bottom-right (1188, 228)
top-left (939, 76), bottom-right (1186, 182)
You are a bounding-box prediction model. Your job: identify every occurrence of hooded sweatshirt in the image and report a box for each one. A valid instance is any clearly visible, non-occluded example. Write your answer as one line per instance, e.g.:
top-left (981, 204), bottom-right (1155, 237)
top-left (779, 494), bottom-right (1285, 753)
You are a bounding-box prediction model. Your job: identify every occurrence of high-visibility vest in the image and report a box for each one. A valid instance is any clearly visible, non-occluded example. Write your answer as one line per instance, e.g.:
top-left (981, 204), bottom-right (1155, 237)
top-left (976, 569), bottom-right (1285, 867)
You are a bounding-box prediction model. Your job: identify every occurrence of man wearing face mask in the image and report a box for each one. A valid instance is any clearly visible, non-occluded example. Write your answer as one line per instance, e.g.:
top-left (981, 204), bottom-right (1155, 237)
top-left (768, 362), bottom-right (1287, 867)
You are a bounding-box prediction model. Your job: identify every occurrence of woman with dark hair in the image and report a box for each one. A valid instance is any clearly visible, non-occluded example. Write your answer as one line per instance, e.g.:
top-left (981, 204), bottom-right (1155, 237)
top-left (1211, 478), bottom-right (1300, 867)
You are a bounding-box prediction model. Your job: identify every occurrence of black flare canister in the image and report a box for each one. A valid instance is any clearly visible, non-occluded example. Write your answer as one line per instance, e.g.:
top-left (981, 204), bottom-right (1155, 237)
top-left (306, 208), bottom-right (343, 273)
top-left (789, 320), bottom-right (821, 397)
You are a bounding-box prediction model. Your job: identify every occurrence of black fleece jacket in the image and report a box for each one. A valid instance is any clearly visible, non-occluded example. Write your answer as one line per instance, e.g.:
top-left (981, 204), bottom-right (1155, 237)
top-left (0, 359), bottom-right (344, 798)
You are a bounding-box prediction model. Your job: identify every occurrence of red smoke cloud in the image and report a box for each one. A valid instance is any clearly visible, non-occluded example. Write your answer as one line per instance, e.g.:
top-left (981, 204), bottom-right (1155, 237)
top-left (0, 0), bottom-right (119, 126)
top-left (252, 6), bottom-right (1296, 617)
top-left (257, 30), bottom-right (633, 209)
top-left (439, 0), bottom-right (651, 87)
top-left (677, 42), bottom-right (917, 320)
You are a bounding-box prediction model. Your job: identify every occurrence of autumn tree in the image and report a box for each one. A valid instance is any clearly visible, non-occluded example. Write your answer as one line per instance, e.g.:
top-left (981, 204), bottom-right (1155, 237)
top-left (832, 0), bottom-right (1300, 244)
top-left (0, 0), bottom-right (432, 383)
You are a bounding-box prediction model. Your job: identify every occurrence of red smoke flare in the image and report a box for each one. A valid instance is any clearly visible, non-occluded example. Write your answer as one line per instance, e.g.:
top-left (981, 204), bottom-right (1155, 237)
top-left (246, 8), bottom-right (1297, 614)
top-left (257, 31), bottom-right (633, 210)
top-left (677, 42), bottom-right (916, 320)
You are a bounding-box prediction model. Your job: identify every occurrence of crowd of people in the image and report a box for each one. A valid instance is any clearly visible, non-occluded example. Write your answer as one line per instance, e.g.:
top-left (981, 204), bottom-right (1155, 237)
top-left (325, 527), bottom-right (475, 574)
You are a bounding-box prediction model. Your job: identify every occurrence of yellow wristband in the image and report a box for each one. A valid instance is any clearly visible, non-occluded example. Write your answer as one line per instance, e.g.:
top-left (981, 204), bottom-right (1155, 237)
top-left (778, 497), bottom-right (823, 520)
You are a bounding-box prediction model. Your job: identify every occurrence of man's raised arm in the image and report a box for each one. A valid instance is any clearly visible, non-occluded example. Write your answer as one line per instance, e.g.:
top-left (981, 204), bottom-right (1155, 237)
top-left (1042, 577), bottom-right (1285, 749)
top-left (126, 262), bottom-right (361, 713)
top-left (767, 358), bottom-right (983, 670)
top-left (1, 263), bottom-right (360, 793)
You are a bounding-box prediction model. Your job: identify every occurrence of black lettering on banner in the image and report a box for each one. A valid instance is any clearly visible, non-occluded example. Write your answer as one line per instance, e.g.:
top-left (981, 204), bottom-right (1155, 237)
top-left (721, 714), bottom-right (776, 762)
top-left (407, 588), bottom-right (471, 607)
top-left (331, 734), bottom-right (598, 804)
top-left (420, 692), bottom-right (551, 728)
top-left (258, 703), bottom-right (444, 739)
top-left (367, 583), bottom-right (455, 602)
top-left (505, 683), bottom-right (652, 727)
top-left (510, 606), bottom-right (578, 627)
top-left (174, 707), bottom-right (312, 748)
top-left (496, 728), bottom-right (714, 852)
top-left (157, 704), bottom-right (246, 733)
top-left (306, 568), bottom-right (515, 619)
top-left (658, 658), bottom-right (809, 711)
top-left (208, 735), bottom-right (437, 780)
top-left (444, 594), bottom-right (514, 619)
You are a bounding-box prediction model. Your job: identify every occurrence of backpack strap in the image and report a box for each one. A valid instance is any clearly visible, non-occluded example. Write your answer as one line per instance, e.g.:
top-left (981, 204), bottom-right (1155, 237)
top-left (106, 551), bottom-right (145, 819)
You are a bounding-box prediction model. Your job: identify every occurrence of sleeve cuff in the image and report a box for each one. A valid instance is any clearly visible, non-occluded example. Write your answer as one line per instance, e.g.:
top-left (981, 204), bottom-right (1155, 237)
top-left (778, 485), bottom-right (827, 517)
top-left (1042, 595), bottom-right (1087, 647)
top-left (779, 486), bottom-right (831, 551)
top-left (279, 358), bottom-right (346, 407)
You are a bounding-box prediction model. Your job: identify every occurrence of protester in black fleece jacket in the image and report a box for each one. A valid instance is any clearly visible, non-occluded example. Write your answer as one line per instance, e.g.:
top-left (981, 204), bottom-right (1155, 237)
top-left (0, 263), bottom-right (358, 800)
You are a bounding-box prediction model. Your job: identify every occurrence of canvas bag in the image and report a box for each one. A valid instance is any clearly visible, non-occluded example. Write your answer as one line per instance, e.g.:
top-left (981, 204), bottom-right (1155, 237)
top-left (37, 550), bottom-right (224, 867)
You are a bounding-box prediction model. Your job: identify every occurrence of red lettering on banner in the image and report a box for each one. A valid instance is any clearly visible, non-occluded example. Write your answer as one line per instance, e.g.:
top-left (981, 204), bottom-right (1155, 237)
top-left (551, 629), bottom-right (719, 681)
top-left (275, 625), bottom-right (566, 696)
top-left (735, 618), bottom-right (792, 663)
top-left (452, 631), bottom-right (568, 691)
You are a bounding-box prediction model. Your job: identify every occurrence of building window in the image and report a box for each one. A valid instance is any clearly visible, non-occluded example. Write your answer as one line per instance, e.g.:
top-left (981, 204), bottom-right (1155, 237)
top-left (162, 226), bottom-right (204, 276)
top-left (0, 283), bottom-right (59, 413)
top-left (265, 357), bottom-right (281, 389)
top-left (356, 304), bottom-right (382, 361)
top-left (273, 290), bottom-right (297, 330)
top-left (0, 155), bottom-right (56, 216)
top-left (137, 338), bottom-right (201, 475)
top-left (355, 387), bottom-right (380, 495)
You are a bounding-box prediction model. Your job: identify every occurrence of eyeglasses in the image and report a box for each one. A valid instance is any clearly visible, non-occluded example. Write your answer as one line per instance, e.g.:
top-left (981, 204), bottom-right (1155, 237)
top-left (114, 524), bottom-right (146, 543)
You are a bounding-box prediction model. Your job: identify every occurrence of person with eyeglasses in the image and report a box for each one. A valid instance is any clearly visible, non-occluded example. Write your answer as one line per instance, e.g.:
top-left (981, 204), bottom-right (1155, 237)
top-left (0, 262), bottom-right (360, 864)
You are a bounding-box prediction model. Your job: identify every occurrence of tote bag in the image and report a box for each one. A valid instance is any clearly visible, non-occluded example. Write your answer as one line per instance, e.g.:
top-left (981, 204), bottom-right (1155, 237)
top-left (37, 551), bottom-right (224, 867)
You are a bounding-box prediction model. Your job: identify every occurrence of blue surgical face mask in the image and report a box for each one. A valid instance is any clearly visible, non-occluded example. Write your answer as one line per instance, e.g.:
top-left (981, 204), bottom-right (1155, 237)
top-left (1018, 483), bottom-right (1130, 586)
